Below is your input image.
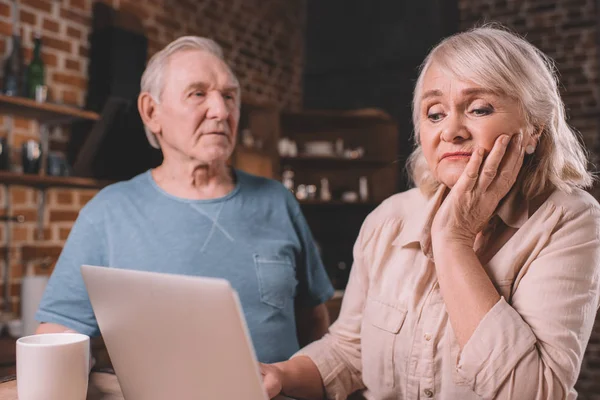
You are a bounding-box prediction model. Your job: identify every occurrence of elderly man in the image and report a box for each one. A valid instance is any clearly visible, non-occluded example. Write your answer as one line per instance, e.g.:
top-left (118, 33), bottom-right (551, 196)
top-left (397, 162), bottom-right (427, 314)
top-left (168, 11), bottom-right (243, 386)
top-left (35, 36), bottom-right (334, 363)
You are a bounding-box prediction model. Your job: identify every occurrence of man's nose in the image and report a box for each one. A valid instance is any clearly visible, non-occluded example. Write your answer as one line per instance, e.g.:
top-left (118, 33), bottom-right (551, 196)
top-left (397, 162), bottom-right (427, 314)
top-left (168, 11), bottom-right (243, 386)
top-left (205, 92), bottom-right (229, 120)
top-left (440, 112), bottom-right (470, 142)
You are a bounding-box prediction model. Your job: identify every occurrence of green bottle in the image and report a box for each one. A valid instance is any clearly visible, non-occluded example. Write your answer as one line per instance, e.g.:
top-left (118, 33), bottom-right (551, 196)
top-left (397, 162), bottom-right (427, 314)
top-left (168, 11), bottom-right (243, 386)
top-left (26, 34), bottom-right (45, 100)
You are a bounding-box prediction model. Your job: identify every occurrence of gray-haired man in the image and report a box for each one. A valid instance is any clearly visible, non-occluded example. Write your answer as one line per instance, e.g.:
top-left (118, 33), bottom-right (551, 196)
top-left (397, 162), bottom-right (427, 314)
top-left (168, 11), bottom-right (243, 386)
top-left (35, 36), bottom-right (334, 363)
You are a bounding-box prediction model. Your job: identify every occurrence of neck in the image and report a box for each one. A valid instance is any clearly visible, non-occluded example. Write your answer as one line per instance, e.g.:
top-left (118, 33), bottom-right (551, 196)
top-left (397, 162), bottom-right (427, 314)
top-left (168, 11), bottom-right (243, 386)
top-left (151, 158), bottom-right (235, 200)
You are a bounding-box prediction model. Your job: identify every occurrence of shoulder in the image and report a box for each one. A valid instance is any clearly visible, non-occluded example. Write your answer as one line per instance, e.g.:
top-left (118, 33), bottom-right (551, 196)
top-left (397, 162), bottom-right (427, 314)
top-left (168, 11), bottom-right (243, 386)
top-left (236, 169), bottom-right (289, 194)
top-left (545, 187), bottom-right (600, 222)
top-left (236, 169), bottom-right (299, 210)
top-left (357, 188), bottom-right (426, 249)
top-left (363, 188), bottom-right (425, 229)
top-left (79, 172), bottom-right (150, 219)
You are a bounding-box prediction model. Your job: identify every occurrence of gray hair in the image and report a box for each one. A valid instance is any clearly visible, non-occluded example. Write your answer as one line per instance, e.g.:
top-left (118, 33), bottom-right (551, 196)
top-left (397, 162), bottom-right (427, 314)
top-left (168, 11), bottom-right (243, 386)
top-left (408, 24), bottom-right (595, 198)
top-left (140, 36), bottom-right (231, 149)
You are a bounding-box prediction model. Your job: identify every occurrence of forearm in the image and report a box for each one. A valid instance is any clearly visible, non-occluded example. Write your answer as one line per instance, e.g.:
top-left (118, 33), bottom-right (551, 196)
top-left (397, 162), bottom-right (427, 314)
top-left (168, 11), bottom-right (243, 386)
top-left (36, 322), bottom-right (77, 334)
top-left (275, 356), bottom-right (325, 400)
top-left (296, 303), bottom-right (331, 347)
top-left (433, 242), bottom-right (500, 348)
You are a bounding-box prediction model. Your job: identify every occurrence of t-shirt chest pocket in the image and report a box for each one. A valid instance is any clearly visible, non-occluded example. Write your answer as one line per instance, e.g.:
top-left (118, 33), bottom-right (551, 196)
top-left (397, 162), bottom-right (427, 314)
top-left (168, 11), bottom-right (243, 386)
top-left (253, 254), bottom-right (297, 309)
top-left (361, 298), bottom-right (407, 389)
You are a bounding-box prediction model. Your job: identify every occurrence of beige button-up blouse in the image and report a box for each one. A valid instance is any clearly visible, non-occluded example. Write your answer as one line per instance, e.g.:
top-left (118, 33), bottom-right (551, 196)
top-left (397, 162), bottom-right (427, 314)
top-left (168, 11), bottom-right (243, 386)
top-left (297, 186), bottom-right (600, 400)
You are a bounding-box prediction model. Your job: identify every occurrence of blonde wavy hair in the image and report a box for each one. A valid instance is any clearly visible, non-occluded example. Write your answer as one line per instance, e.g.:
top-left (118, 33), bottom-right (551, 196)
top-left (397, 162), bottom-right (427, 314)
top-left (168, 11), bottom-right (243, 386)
top-left (408, 24), bottom-right (594, 198)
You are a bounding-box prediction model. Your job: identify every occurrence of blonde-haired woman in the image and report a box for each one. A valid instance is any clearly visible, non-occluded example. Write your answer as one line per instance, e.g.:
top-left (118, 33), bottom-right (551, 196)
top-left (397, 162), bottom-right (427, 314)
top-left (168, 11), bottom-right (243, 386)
top-left (261, 25), bottom-right (600, 400)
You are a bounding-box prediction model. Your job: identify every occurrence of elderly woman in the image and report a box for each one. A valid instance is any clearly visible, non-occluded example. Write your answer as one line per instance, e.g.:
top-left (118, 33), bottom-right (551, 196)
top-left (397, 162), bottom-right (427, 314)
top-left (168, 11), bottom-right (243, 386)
top-left (261, 25), bottom-right (600, 400)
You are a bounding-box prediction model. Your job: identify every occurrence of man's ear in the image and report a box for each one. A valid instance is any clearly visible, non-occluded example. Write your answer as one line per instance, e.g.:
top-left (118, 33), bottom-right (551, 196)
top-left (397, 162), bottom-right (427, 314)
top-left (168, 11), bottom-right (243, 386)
top-left (138, 92), bottom-right (161, 135)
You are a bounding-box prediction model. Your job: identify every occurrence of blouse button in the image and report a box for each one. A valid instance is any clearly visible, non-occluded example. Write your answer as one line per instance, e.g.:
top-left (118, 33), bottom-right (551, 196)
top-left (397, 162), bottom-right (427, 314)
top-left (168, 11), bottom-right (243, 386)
top-left (424, 389), bottom-right (434, 397)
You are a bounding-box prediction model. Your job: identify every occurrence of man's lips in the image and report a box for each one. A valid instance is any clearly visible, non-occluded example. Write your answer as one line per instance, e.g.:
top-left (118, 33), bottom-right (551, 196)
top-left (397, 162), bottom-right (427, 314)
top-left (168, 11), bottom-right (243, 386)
top-left (441, 151), bottom-right (473, 160)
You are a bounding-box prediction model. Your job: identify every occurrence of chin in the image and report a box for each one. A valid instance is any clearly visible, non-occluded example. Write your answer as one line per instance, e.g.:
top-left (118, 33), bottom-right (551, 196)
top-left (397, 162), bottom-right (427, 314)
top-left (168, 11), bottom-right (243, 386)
top-left (195, 149), bottom-right (232, 166)
top-left (437, 169), bottom-right (464, 188)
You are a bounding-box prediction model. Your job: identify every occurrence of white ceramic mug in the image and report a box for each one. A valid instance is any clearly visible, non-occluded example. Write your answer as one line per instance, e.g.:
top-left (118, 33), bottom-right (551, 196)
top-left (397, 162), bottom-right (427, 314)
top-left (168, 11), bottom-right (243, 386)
top-left (17, 333), bottom-right (90, 400)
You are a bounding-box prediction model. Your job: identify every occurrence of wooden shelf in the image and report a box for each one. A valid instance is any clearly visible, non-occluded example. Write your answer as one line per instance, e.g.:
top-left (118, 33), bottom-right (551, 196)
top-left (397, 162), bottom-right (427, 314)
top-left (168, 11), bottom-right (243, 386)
top-left (235, 146), bottom-right (272, 158)
top-left (282, 108), bottom-right (394, 122)
top-left (0, 94), bottom-right (100, 123)
top-left (281, 156), bottom-right (392, 167)
top-left (0, 171), bottom-right (112, 189)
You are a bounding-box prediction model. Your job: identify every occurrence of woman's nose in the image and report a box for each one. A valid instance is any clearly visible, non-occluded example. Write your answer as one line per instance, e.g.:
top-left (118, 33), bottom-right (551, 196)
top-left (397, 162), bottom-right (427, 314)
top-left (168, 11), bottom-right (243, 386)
top-left (440, 113), bottom-right (470, 142)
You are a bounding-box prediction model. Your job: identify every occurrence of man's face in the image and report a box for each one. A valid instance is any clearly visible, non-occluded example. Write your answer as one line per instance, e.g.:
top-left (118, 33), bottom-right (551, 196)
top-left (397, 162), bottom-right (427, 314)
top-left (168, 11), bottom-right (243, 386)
top-left (154, 50), bottom-right (240, 165)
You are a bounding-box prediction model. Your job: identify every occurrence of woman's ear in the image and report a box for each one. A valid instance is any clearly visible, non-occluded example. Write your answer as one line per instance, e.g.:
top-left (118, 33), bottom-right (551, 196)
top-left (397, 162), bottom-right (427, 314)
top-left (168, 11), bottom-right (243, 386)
top-left (525, 125), bottom-right (543, 155)
top-left (138, 92), bottom-right (161, 135)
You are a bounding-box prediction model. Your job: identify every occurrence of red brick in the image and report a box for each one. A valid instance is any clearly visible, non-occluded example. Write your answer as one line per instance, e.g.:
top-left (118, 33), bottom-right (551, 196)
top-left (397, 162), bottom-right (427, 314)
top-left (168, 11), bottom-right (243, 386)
top-left (52, 72), bottom-right (86, 88)
top-left (19, 9), bottom-right (36, 26)
top-left (41, 51), bottom-right (58, 67)
top-left (11, 226), bottom-right (29, 242)
top-left (79, 45), bottom-right (88, 57)
top-left (59, 227), bottom-right (71, 240)
top-left (120, 2), bottom-right (150, 21)
top-left (42, 35), bottom-right (71, 53)
top-left (54, 191), bottom-right (74, 205)
top-left (0, 19), bottom-right (11, 36)
top-left (11, 299), bottom-right (20, 316)
top-left (69, 0), bottom-right (87, 11)
top-left (21, 245), bottom-right (62, 262)
top-left (62, 90), bottom-right (79, 106)
top-left (60, 7), bottom-right (91, 26)
top-left (13, 118), bottom-right (31, 130)
top-left (65, 58), bottom-right (81, 72)
top-left (42, 17), bottom-right (60, 33)
top-left (79, 191), bottom-right (96, 205)
top-left (11, 263), bottom-right (24, 280)
top-left (11, 208), bottom-right (36, 223)
top-left (13, 133), bottom-right (38, 149)
top-left (66, 25), bottom-right (83, 40)
top-left (49, 210), bottom-right (78, 222)
top-left (0, 283), bottom-right (22, 298)
top-left (0, 3), bottom-right (10, 18)
top-left (21, 0), bottom-right (52, 13)
top-left (10, 188), bottom-right (28, 205)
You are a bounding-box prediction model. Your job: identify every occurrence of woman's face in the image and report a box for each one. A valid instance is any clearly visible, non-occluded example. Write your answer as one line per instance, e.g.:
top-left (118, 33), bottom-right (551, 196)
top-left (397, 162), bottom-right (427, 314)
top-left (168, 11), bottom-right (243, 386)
top-left (418, 63), bottom-right (530, 188)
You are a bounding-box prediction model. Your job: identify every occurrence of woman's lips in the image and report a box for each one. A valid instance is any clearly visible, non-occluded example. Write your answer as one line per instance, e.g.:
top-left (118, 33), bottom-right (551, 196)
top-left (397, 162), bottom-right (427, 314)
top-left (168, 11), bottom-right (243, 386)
top-left (441, 151), bottom-right (473, 160)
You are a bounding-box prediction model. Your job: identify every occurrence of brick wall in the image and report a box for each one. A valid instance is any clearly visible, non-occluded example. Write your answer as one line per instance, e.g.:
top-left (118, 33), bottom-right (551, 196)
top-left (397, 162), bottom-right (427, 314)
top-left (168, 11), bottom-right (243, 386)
top-left (459, 1), bottom-right (600, 398)
top-left (0, 0), bottom-right (305, 315)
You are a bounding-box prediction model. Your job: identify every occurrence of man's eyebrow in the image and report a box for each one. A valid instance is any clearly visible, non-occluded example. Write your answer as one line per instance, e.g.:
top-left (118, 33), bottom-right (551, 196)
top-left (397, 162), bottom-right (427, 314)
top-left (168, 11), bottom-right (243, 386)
top-left (222, 85), bottom-right (240, 93)
top-left (183, 81), bottom-right (210, 92)
top-left (183, 82), bottom-right (240, 93)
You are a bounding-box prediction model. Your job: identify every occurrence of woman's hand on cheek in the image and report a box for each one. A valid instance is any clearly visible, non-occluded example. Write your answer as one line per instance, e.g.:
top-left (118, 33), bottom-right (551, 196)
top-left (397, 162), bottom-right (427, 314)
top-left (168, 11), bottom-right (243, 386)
top-left (431, 131), bottom-right (525, 248)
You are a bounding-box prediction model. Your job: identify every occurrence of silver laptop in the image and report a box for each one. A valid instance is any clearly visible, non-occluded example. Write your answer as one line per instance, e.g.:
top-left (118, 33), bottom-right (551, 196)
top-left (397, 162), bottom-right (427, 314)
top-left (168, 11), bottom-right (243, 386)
top-left (81, 265), bottom-right (295, 400)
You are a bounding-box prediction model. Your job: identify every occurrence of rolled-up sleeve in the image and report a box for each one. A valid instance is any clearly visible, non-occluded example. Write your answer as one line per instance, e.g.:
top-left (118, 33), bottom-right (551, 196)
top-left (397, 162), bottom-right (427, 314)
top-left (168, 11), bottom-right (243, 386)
top-left (456, 204), bottom-right (600, 399)
top-left (293, 224), bottom-right (373, 399)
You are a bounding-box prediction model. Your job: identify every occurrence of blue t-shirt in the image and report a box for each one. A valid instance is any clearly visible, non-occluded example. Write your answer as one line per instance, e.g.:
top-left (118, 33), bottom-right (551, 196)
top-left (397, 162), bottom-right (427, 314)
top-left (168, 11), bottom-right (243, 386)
top-left (36, 169), bottom-right (334, 363)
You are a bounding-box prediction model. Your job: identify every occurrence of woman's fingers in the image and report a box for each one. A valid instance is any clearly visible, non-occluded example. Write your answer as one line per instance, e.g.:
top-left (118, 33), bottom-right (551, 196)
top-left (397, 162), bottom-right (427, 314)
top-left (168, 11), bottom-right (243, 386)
top-left (477, 134), bottom-right (510, 192)
top-left (456, 147), bottom-right (485, 192)
top-left (489, 131), bottom-right (524, 194)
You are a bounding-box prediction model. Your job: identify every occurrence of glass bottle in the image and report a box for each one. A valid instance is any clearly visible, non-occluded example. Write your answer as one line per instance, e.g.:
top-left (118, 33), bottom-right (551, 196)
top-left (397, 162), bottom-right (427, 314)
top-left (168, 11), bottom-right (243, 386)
top-left (26, 33), bottom-right (45, 100)
top-left (2, 33), bottom-right (23, 96)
